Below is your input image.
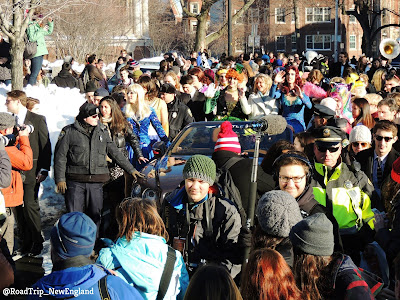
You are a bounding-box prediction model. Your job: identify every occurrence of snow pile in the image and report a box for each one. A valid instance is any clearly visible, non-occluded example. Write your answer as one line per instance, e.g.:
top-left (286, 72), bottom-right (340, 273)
top-left (0, 83), bottom-right (86, 274)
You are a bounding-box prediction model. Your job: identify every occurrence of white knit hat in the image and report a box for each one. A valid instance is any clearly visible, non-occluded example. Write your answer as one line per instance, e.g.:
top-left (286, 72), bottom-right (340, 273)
top-left (349, 125), bottom-right (372, 144)
top-left (320, 97), bottom-right (337, 112)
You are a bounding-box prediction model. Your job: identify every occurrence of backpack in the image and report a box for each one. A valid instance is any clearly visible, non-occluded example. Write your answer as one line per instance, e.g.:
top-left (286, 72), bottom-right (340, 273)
top-left (23, 33), bottom-right (37, 60)
top-left (215, 157), bottom-right (247, 226)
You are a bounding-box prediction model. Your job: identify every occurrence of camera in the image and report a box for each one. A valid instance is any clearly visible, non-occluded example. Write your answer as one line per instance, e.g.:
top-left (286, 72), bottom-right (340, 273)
top-left (14, 124), bottom-right (34, 134)
top-left (0, 134), bottom-right (17, 147)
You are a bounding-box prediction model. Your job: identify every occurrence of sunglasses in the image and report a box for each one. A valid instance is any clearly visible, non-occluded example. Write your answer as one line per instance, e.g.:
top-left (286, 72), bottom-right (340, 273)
top-left (375, 135), bottom-right (393, 142)
top-left (316, 144), bottom-right (341, 153)
top-left (91, 114), bottom-right (99, 118)
top-left (352, 142), bottom-right (368, 147)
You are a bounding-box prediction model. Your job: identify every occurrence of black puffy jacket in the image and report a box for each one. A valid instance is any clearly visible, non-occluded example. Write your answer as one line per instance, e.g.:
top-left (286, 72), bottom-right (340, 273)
top-left (54, 120), bottom-right (135, 183)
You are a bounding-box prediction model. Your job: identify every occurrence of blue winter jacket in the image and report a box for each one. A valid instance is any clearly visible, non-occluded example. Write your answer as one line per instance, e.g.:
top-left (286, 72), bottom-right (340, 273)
top-left (97, 232), bottom-right (189, 300)
top-left (28, 262), bottom-right (143, 299)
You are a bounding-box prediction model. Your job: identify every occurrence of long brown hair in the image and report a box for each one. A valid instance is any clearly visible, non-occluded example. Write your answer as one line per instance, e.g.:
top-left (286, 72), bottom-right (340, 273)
top-left (184, 264), bottom-right (242, 300)
top-left (352, 98), bottom-right (375, 129)
top-left (251, 225), bottom-right (285, 251)
top-left (292, 251), bottom-right (334, 300)
top-left (116, 197), bottom-right (168, 242)
top-left (99, 97), bottom-right (129, 134)
top-left (138, 75), bottom-right (159, 100)
top-left (241, 249), bottom-right (302, 300)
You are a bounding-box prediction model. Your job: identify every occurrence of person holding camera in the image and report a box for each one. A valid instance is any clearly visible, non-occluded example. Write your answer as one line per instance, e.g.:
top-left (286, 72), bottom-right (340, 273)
top-left (0, 113), bottom-right (33, 255)
top-left (6, 90), bottom-right (51, 257)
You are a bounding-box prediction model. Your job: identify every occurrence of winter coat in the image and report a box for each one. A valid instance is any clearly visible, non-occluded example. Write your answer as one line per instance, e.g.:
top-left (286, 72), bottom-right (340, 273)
top-left (3, 136), bottom-right (33, 207)
top-left (167, 98), bottom-right (194, 141)
top-left (164, 186), bottom-right (242, 275)
top-left (212, 150), bottom-right (252, 212)
top-left (256, 168), bottom-right (276, 198)
top-left (240, 92), bottom-right (279, 120)
top-left (0, 148), bottom-right (11, 188)
top-left (375, 190), bottom-right (400, 264)
top-left (54, 120), bottom-right (135, 184)
top-left (26, 21), bottom-right (54, 58)
top-left (97, 232), bottom-right (189, 300)
top-left (323, 253), bottom-right (383, 299)
top-left (51, 69), bottom-right (79, 89)
top-left (28, 256), bottom-right (143, 299)
top-left (0, 40), bottom-right (11, 81)
top-left (0, 237), bottom-right (14, 292)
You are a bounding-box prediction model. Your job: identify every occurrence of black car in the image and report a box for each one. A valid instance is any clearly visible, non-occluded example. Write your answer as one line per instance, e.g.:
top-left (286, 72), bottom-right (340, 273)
top-left (132, 121), bottom-right (293, 205)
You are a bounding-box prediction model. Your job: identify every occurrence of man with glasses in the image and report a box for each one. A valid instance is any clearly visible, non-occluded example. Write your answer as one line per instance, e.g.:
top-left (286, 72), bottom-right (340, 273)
top-left (311, 126), bottom-right (375, 264)
top-left (356, 120), bottom-right (399, 211)
top-left (376, 98), bottom-right (400, 151)
top-left (54, 103), bottom-right (144, 233)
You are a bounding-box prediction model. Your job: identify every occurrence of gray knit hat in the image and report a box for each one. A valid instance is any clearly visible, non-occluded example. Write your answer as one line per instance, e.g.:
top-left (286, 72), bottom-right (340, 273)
top-left (0, 113), bottom-right (16, 131)
top-left (349, 125), bottom-right (371, 144)
top-left (289, 213), bottom-right (334, 256)
top-left (183, 155), bottom-right (216, 185)
top-left (256, 190), bottom-right (302, 237)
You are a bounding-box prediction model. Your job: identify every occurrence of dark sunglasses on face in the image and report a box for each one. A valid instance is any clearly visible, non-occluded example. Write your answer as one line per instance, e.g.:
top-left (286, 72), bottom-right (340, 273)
top-left (352, 142), bottom-right (368, 147)
top-left (375, 135), bottom-right (393, 142)
top-left (316, 144), bottom-right (340, 153)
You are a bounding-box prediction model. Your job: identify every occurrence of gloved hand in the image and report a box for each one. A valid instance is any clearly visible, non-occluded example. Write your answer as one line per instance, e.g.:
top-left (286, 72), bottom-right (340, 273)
top-left (57, 182), bottom-right (67, 194)
top-left (238, 227), bottom-right (252, 248)
top-left (132, 170), bottom-right (145, 181)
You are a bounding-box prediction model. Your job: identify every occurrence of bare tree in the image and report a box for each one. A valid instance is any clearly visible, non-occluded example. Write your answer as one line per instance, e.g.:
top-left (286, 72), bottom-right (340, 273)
top-left (0, 0), bottom-right (86, 89)
top-left (51, 0), bottom-right (130, 63)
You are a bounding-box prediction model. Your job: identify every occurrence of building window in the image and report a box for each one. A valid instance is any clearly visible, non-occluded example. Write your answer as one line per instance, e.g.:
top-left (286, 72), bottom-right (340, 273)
top-left (349, 35), bottom-right (356, 49)
top-left (275, 8), bottom-right (286, 24)
top-left (190, 3), bottom-right (199, 14)
top-left (291, 34), bottom-right (297, 51)
top-left (349, 14), bottom-right (356, 23)
top-left (306, 7), bottom-right (331, 23)
top-left (306, 34), bottom-right (331, 50)
top-left (276, 36), bottom-right (286, 51)
top-left (291, 7), bottom-right (299, 24)
top-left (190, 20), bottom-right (197, 32)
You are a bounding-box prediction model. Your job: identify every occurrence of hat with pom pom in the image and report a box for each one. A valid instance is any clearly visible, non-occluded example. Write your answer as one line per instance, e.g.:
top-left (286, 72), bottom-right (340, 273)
top-left (214, 121), bottom-right (241, 153)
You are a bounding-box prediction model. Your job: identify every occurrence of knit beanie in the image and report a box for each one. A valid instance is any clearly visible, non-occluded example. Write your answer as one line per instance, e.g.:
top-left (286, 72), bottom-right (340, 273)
top-left (214, 121), bottom-right (241, 153)
top-left (0, 113), bottom-right (16, 131)
top-left (183, 155), bottom-right (216, 185)
top-left (50, 212), bottom-right (96, 259)
top-left (289, 213), bottom-right (334, 256)
top-left (349, 125), bottom-right (371, 144)
top-left (256, 190), bottom-right (302, 237)
top-left (132, 70), bottom-right (143, 79)
top-left (391, 157), bottom-right (400, 183)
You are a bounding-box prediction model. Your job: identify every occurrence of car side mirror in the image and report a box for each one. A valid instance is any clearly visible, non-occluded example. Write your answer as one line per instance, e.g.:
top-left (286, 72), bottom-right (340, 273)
top-left (152, 141), bottom-right (167, 159)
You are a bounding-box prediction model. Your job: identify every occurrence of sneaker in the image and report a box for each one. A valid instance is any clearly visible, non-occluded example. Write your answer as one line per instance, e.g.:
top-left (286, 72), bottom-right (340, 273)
top-left (27, 243), bottom-right (43, 257)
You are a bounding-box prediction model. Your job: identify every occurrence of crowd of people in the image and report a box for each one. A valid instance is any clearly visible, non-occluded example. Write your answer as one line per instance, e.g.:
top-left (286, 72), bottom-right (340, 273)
top-left (2, 25), bottom-right (400, 298)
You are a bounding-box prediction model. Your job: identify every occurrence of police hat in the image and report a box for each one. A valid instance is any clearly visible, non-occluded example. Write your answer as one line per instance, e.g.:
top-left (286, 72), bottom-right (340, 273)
top-left (313, 126), bottom-right (344, 145)
top-left (313, 104), bottom-right (336, 119)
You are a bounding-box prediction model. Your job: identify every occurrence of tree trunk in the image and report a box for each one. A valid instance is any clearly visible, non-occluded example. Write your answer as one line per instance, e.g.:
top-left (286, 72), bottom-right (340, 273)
top-left (10, 38), bottom-right (25, 90)
top-left (194, 11), bottom-right (210, 52)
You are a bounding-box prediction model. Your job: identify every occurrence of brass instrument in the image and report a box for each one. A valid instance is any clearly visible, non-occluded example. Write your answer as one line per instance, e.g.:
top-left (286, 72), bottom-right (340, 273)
top-left (379, 38), bottom-right (400, 60)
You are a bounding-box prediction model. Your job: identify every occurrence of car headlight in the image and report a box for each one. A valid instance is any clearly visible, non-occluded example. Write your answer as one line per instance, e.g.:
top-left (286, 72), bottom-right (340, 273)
top-left (143, 188), bottom-right (158, 201)
top-left (131, 183), bottom-right (142, 197)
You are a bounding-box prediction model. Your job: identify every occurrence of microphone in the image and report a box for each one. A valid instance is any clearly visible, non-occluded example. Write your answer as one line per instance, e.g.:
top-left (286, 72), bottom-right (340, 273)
top-left (246, 115), bottom-right (287, 135)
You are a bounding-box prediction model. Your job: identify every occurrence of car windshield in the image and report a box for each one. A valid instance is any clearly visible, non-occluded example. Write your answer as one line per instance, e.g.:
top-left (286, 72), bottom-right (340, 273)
top-left (169, 122), bottom-right (293, 157)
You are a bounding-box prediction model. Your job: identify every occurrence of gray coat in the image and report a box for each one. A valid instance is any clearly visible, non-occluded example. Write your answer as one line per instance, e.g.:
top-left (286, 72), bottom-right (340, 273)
top-left (54, 120), bottom-right (135, 183)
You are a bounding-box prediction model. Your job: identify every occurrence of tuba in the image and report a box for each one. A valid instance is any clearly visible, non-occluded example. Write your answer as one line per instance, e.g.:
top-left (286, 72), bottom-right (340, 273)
top-left (379, 38), bottom-right (400, 59)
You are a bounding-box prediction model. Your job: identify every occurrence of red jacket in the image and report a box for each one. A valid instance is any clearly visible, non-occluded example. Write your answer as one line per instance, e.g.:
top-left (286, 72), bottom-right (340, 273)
top-left (3, 136), bottom-right (33, 207)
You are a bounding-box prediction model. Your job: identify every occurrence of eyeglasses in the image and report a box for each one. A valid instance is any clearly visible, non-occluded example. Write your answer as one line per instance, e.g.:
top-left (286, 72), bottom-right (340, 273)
top-left (91, 114), bottom-right (98, 118)
top-left (279, 175), bottom-right (306, 183)
top-left (352, 142), bottom-right (368, 147)
top-left (316, 144), bottom-right (341, 153)
top-left (375, 135), bottom-right (393, 142)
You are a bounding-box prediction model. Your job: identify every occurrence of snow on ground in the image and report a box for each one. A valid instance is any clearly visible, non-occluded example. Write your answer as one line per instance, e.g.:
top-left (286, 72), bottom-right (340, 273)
top-left (0, 83), bottom-right (86, 274)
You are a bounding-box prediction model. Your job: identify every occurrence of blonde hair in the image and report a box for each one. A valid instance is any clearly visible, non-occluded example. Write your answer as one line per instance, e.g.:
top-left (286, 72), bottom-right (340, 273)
top-left (330, 77), bottom-right (345, 84)
top-left (371, 69), bottom-right (387, 92)
top-left (364, 93), bottom-right (383, 106)
top-left (125, 84), bottom-right (151, 120)
top-left (253, 73), bottom-right (272, 94)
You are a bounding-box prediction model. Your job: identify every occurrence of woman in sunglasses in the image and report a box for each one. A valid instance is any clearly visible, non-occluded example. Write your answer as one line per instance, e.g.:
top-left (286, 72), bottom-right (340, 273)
top-left (345, 125), bottom-right (372, 163)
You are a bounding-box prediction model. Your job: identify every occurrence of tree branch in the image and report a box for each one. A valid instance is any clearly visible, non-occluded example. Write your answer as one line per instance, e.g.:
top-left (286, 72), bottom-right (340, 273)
top-left (180, 0), bottom-right (197, 18)
top-left (205, 0), bottom-right (256, 45)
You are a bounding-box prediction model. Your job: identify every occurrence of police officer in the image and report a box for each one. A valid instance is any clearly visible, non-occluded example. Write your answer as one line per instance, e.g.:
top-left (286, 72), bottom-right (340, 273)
top-left (160, 83), bottom-right (195, 141)
top-left (310, 126), bottom-right (375, 264)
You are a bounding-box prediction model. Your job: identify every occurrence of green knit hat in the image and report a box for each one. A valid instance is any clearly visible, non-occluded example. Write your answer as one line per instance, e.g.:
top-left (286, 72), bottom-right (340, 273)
top-left (183, 155), bottom-right (216, 185)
